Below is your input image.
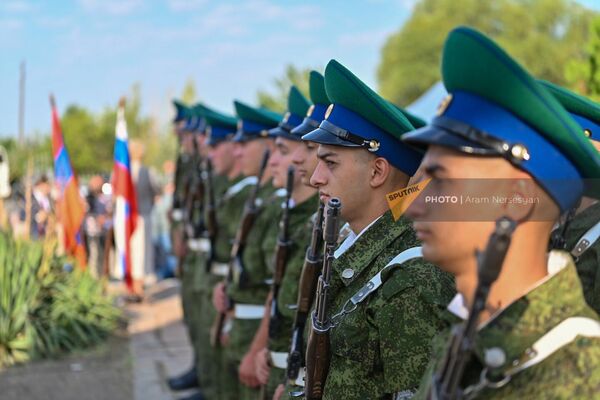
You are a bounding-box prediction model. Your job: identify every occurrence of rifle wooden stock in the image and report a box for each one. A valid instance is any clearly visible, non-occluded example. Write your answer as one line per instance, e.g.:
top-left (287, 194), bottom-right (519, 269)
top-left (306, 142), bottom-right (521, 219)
top-left (287, 202), bottom-right (324, 383)
top-left (204, 158), bottom-right (218, 273)
top-left (269, 166), bottom-right (294, 339)
top-left (211, 148), bottom-right (271, 348)
top-left (304, 198), bottom-right (341, 399)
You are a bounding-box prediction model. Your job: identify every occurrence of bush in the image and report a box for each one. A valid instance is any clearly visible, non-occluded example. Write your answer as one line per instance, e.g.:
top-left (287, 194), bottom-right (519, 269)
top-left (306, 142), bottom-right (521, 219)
top-left (0, 232), bottom-right (121, 368)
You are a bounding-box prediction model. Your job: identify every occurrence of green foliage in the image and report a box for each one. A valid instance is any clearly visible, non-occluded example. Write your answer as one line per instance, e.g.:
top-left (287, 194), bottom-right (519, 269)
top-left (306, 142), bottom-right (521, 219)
top-left (378, 0), bottom-right (596, 105)
top-left (565, 16), bottom-right (600, 101)
top-left (256, 65), bottom-right (314, 113)
top-left (0, 233), bottom-right (121, 369)
top-left (0, 137), bottom-right (51, 182)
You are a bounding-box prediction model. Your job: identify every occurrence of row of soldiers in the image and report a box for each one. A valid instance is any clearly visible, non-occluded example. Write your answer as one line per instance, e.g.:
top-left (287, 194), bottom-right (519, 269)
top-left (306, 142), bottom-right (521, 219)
top-left (165, 26), bottom-right (600, 400)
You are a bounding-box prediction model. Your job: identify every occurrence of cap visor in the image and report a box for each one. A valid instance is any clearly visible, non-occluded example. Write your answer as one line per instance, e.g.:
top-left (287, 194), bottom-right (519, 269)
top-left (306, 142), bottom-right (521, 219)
top-left (403, 124), bottom-right (490, 155)
top-left (301, 127), bottom-right (362, 147)
top-left (291, 119), bottom-right (321, 137)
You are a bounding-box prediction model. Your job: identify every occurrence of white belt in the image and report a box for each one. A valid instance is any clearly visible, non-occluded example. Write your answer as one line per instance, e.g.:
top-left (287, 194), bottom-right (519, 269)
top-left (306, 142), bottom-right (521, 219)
top-left (187, 238), bottom-right (211, 252)
top-left (294, 368), bottom-right (305, 387)
top-left (172, 209), bottom-right (184, 221)
top-left (269, 351), bottom-right (288, 369)
top-left (210, 262), bottom-right (229, 277)
top-left (234, 304), bottom-right (266, 319)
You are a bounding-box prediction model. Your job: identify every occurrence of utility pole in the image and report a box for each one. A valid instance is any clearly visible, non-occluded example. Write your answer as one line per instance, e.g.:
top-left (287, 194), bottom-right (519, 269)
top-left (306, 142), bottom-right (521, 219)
top-left (18, 60), bottom-right (26, 145)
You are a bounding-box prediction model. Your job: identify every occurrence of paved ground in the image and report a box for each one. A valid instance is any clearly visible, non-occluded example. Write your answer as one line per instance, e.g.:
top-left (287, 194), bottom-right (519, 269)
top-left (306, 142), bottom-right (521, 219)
top-left (0, 278), bottom-right (196, 400)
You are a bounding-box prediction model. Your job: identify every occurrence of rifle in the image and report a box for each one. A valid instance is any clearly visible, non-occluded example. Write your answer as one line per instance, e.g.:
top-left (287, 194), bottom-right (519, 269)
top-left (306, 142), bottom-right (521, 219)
top-left (268, 165), bottom-right (295, 340)
top-left (210, 148), bottom-right (271, 348)
top-left (203, 158), bottom-right (218, 273)
top-left (183, 137), bottom-right (205, 241)
top-left (429, 217), bottom-right (516, 400)
top-left (304, 198), bottom-right (341, 400)
top-left (287, 201), bottom-right (324, 385)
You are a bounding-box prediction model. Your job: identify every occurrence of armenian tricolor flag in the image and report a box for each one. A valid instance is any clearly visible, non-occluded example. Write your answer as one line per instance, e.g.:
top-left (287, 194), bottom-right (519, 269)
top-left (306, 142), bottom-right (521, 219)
top-left (50, 95), bottom-right (87, 268)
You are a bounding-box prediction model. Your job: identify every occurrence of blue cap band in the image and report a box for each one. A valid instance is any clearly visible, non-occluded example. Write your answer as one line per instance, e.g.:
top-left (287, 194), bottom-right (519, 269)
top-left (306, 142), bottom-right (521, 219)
top-left (325, 104), bottom-right (422, 175)
top-left (444, 91), bottom-right (583, 211)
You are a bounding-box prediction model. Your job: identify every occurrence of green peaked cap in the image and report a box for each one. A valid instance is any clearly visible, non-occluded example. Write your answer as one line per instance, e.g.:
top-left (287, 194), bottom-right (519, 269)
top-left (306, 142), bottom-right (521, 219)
top-left (538, 80), bottom-right (600, 140)
top-left (269, 86), bottom-right (311, 140)
top-left (204, 109), bottom-right (237, 130)
top-left (204, 109), bottom-right (237, 145)
top-left (324, 59), bottom-right (415, 137)
top-left (442, 26), bottom-right (600, 179)
top-left (234, 100), bottom-right (281, 126)
top-left (302, 59), bottom-right (423, 175)
top-left (172, 99), bottom-right (191, 122)
top-left (403, 26), bottom-right (600, 210)
top-left (288, 85), bottom-right (311, 117)
top-left (233, 100), bottom-right (282, 142)
top-left (309, 71), bottom-right (329, 105)
top-left (389, 103), bottom-right (427, 129)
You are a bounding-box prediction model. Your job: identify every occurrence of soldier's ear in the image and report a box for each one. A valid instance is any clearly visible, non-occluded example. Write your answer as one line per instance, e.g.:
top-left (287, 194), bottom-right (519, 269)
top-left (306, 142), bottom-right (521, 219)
top-left (369, 157), bottom-right (391, 189)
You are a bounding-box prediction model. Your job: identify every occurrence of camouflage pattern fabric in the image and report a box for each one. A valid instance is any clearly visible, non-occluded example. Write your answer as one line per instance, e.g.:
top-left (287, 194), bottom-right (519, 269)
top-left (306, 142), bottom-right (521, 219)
top-left (564, 201), bottom-right (600, 315)
top-left (264, 195), bottom-right (320, 398)
top-left (322, 211), bottom-right (455, 399)
top-left (414, 255), bottom-right (600, 399)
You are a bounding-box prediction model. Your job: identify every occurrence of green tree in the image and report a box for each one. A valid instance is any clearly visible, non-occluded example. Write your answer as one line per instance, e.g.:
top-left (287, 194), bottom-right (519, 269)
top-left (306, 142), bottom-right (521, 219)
top-left (565, 16), bottom-right (600, 101)
top-left (378, 0), bottom-right (595, 106)
top-left (256, 65), bottom-right (313, 112)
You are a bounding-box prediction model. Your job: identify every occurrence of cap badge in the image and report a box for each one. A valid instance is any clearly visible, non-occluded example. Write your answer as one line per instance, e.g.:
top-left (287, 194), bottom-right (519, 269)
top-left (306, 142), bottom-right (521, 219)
top-left (307, 104), bottom-right (315, 117)
top-left (368, 139), bottom-right (380, 152)
top-left (325, 104), bottom-right (334, 119)
top-left (584, 128), bottom-right (592, 138)
top-left (436, 94), bottom-right (453, 116)
top-left (510, 144), bottom-right (530, 161)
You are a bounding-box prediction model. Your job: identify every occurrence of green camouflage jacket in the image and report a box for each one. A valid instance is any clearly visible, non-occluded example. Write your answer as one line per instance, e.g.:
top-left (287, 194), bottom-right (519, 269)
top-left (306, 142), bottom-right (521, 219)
top-left (322, 211), bottom-right (455, 400)
top-left (267, 195), bottom-right (320, 352)
top-left (564, 201), bottom-right (600, 315)
top-left (414, 252), bottom-right (600, 399)
top-left (227, 182), bottom-right (281, 305)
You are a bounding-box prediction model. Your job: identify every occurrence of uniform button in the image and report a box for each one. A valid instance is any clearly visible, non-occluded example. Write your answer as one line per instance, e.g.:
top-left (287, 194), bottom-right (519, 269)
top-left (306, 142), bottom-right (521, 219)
top-left (484, 347), bottom-right (506, 368)
top-left (342, 268), bottom-right (354, 279)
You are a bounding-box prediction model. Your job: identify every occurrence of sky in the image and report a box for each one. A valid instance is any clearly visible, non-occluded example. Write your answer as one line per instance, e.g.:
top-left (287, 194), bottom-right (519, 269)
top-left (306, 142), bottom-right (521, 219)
top-left (1, 0), bottom-right (599, 139)
top-left (0, 0), bottom-right (418, 138)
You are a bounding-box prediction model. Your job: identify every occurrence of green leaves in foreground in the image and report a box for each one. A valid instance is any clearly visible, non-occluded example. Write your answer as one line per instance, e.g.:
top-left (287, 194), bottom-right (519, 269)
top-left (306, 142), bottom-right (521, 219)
top-left (0, 233), bottom-right (121, 369)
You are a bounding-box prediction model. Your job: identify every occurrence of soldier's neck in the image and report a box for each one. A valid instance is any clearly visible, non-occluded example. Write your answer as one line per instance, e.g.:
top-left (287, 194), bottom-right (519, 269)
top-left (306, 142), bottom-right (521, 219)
top-left (457, 228), bottom-right (549, 325)
top-left (227, 164), bottom-right (243, 180)
top-left (577, 196), bottom-right (598, 215)
top-left (347, 197), bottom-right (388, 235)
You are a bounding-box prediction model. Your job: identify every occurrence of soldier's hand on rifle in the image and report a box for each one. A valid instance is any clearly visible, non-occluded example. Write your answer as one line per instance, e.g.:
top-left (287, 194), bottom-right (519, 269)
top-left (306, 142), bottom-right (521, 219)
top-left (212, 282), bottom-right (228, 313)
top-left (254, 347), bottom-right (271, 385)
top-left (272, 384), bottom-right (285, 400)
top-left (239, 350), bottom-right (261, 388)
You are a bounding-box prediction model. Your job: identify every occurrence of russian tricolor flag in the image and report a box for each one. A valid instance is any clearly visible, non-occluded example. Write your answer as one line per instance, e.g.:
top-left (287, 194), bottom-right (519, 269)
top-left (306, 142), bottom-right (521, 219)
top-left (50, 95), bottom-right (87, 268)
top-left (112, 100), bottom-right (138, 290)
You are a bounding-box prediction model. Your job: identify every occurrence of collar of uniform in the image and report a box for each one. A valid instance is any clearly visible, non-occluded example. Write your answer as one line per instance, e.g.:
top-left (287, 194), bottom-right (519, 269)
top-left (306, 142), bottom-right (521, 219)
top-left (333, 211), bottom-right (411, 287)
top-left (472, 253), bottom-right (593, 371)
top-left (334, 215), bottom-right (382, 259)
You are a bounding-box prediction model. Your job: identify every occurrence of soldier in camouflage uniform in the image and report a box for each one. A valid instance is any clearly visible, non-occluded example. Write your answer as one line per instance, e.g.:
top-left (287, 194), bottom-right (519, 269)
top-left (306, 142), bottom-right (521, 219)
top-left (183, 109), bottom-right (243, 400)
top-left (230, 86), bottom-right (318, 399)
top-left (540, 81), bottom-right (600, 316)
top-left (168, 101), bottom-right (204, 392)
top-left (301, 59), bottom-right (455, 399)
top-left (402, 27), bottom-right (600, 399)
top-left (212, 100), bottom-right (282, 400)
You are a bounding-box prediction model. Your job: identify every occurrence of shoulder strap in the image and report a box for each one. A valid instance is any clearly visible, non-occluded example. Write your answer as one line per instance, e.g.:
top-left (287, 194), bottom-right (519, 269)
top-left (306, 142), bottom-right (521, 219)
top-left (224, 176), bottom-right (258, 200)
top-left (349, 246), bottom-right (422, 306)
top-left (571, 219), bottom-right (600, 257)
top-left (507, 317), bottom-right (600, 376)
